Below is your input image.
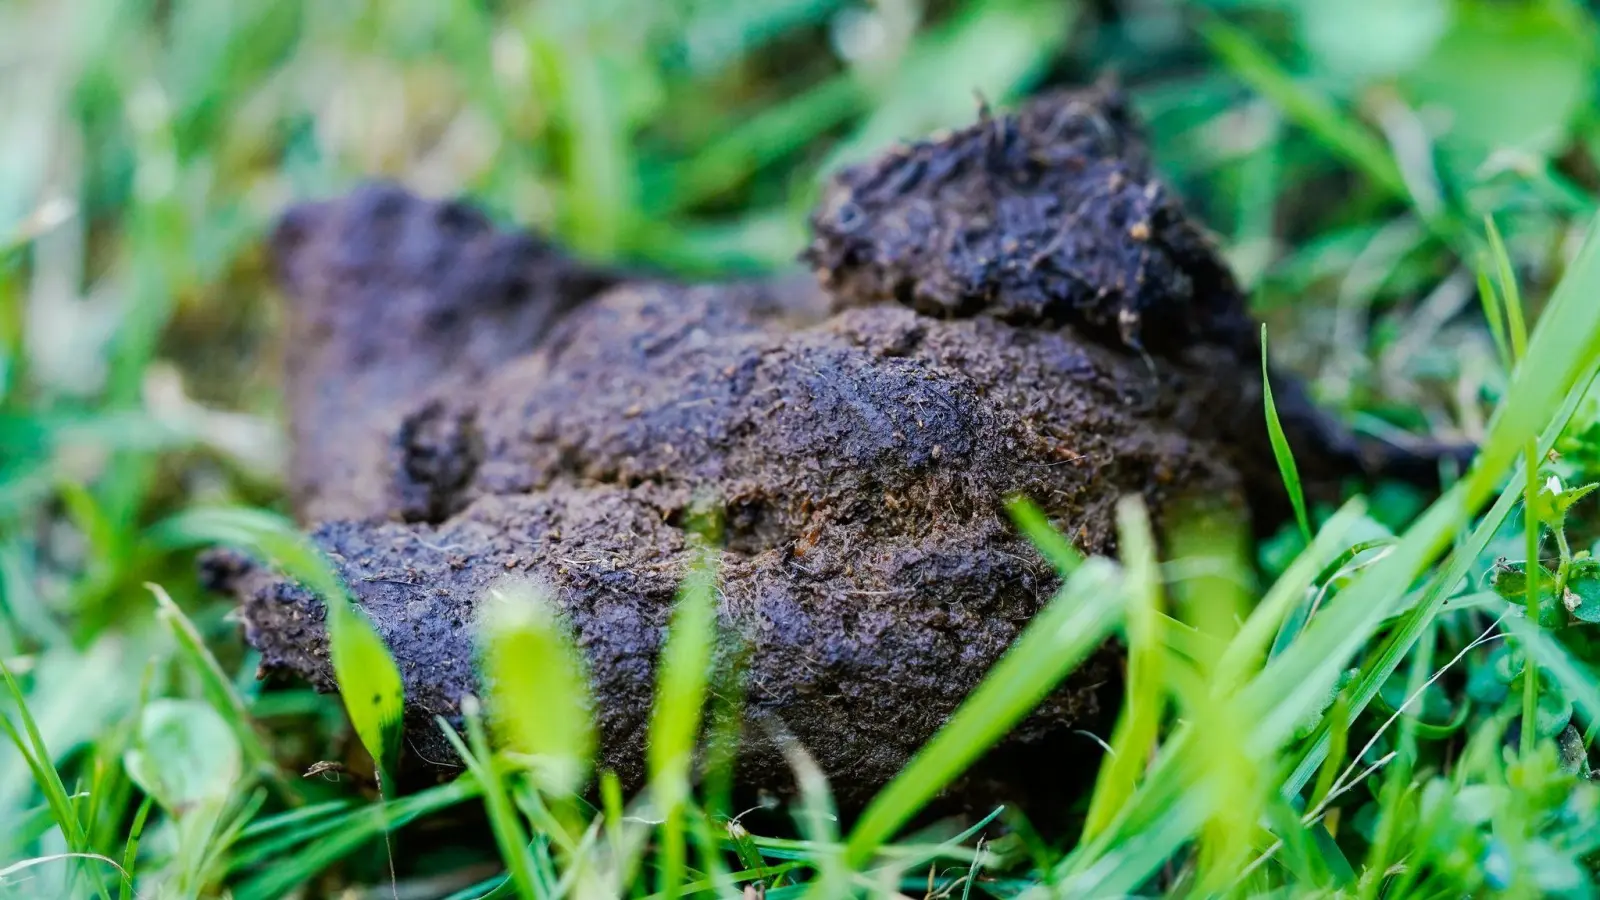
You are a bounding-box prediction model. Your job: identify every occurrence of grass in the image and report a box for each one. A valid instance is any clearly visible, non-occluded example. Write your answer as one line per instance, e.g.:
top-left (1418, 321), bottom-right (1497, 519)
top-left (7, 0), bottom-right (1600, 897)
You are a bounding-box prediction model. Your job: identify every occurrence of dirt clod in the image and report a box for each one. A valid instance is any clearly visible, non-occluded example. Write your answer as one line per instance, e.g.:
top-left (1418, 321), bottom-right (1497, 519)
top-left (804, 81), bottom-right (1249, 353)
top-left (206, 84), bottom-right (1453, 811)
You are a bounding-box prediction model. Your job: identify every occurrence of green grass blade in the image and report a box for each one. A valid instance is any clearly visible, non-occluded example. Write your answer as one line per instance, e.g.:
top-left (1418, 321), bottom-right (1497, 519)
top-left (149, 506), bottom-right (405, 786)
top-left (1261, 325), bottom-right (1313, 545)
top-left (524, 27), bottom-right (631, 258)
top-left (1520, 439), bottom-right (1542, 759)
top-left (1082, 497), bottom-right (1165, 842)
top-left (648, 542), bottom-right (719, 797)
top-left (1268, 539), bottom-right (1394, 662)
top-left (1307, 693), bottom-right (1351, 815)
top-left (477, 577), bottom-right (596, 798)
top-left (782, 738), bottom-right (843, 895)
top-left (1046, 775), bottom-right (1212, 898)
top-left (1263, 210), bottom-right (1600, 765)
top-left (228, 808), bottom-right (379, 875)
top-left (116, 795), bottom-right (152, 900)
top-left (1285, 459), bottom-right (1530, 800)
top-left (1262, 794), bottom-right (1348, 887)
top-left (843, 556), bottom-right (1124, 869)
top-left (599, 771), bottom-right (633, 894)
top-left (325, 602), bottom-right (405, 788)
top-left (1201, 17), bottom-right (1407, 200)
top-left (1060, 208), bottom-right (1600, 894)
top-left (0, 665), bottom-right (85, 850)
top-left (1359, 620), bottom-right (1435, 890)
top-left (446, 705), bottom-right (542, 900)
top-left (822, 0), bottom-right (1073, 173)
top-left (9, 795), bottom-right (87, 854)
top-left (1484, 215), bottom-right (1528, 359)
top-left (686, 800), bottom-right (740, 899)
top-left (145, 583), bottom-right (294, 800)
top-left (234, 799), bottom-right (353, 843)
top-left (440, 873), bottom-right (513, 900)
top-left (1476, 271), bottom-right (1514, 374)
top-left (0, 653), bottom-right (111, 900)
top-left (726, 820), bottom-right (768, 887)
top-left (56, 480), bottom-right (120, 570)
top-left (231, 777), bottom-right (479, 900)
top-left (1215, 499), bottom-right (1367, 691)
top-left (1510, 224), bottom-right (1539, 757)
top-left (1004, 496), bottom-right (1084, 575)
top-left (668, 74), bottom-right (866, 214)
top-left (648, 532), bottom-right (720, 898)
top-left (198, 788), bottom-right (269, 890)
top-left (147, 506), bottom-right (345, 603)
top-left (0, 715), bottom-right (82, 848)
top-left (1282, 273), bottom-right (1600, 797)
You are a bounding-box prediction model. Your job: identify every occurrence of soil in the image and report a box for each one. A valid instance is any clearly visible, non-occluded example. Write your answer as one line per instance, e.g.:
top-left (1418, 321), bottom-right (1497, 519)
top-left (203, 82), bottom-right (1458, 812)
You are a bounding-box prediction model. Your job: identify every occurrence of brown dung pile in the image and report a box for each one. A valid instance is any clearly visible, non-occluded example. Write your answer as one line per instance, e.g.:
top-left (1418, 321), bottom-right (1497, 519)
top-left (204, 83), bottom-right (1449, 810)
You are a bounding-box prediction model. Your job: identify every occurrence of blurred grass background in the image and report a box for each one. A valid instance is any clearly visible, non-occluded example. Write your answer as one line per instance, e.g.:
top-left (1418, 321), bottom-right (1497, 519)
top-left (6, 0), bottom-right (1600, 896)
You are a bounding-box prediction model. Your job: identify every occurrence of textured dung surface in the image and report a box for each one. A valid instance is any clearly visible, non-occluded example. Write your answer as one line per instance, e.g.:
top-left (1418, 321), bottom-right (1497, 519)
top-left (210, 276), bottom-right (1243, 806)
top-left (804, 82), bottom-right (1252, 353)
top-left (208, 85), bottom-right (1447, 810)
top-left (270, 183), bottom-right (623, 522)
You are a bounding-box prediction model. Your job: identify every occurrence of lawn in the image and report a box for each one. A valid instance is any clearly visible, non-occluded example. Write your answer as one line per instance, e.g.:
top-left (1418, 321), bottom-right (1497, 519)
top-left (5, 0), bottom-right (1600, 897)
